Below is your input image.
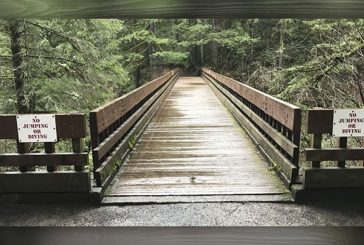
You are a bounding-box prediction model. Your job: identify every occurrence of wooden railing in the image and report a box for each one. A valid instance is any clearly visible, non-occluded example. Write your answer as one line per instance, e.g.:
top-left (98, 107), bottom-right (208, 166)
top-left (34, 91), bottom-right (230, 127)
top-left (0, 114), bottom-right (90, 193)
top-left (304, 109), bottom-right (364, 188)
top-left (201, 68), bottom-right (301, 186)
top-left (90, 68), bottom-right (180, 187)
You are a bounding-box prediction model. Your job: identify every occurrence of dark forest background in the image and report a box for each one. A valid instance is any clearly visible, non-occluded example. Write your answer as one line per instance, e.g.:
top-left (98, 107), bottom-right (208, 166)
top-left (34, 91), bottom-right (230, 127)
top-left (1, 19), bottom-right (364, 115)
top-left (1, 19), bottom-right (364, 165)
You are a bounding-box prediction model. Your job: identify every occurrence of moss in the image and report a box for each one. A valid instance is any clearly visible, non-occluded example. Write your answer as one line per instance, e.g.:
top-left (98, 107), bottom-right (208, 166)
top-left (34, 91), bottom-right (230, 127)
top-left (128, 134), bottom-right (137, 150)
top-left (268, 164), bottom-right (282, 173)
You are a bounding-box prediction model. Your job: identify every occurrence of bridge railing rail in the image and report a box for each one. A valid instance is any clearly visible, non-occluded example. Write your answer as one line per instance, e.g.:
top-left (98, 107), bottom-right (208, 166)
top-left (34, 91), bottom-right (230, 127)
top-left (0, 113), bottom-right (90, 193)
top-left (201, 68), bottom-right (301, 186)
top-left (90, 68), bottom-right (180, 187)
top-left (304, 109), bottom-right (364, 189)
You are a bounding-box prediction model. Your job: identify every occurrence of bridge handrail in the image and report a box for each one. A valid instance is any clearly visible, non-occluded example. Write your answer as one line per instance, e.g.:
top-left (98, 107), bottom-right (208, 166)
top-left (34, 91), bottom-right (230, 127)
top-left (201, 68), bottom-right (300, 131)
top-left (90, 69), bottom-right (179, 134)
top-left (0, 113), bottom-right (90, 193)
top-left (201, 68), bottom-right (301, 186)
top-left (304, 108), bottom-right (364, 189)
top-left (306, 109), bottom-right (364, 164)
top-left (89, 68), bottom-right (181, 187)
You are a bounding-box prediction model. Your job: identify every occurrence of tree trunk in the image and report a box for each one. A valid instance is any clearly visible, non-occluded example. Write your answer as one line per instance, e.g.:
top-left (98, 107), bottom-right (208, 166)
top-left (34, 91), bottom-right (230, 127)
top-left (200, 38), bottom-right (204, 66)
top-left (278, 21), bottom-right (285, 69)
top-left (9, 19), bottom-right (28, 114)
top-left (135, 65), bottom-right (141, 88)
top-left (211, 19), bottom-right (218, 68)
top-left (148, 21), bottom-right (157, 79)
top-left (356, 71), bottom-right (364, 106)
top-left (241, 53), bottom-right (244, 80)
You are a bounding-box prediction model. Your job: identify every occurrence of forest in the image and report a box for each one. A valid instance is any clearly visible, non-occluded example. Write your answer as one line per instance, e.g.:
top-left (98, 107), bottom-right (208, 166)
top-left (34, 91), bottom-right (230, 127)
top-left (1, 19), bottom-right (364, 115)
top-left (1, 19), bottom-right (364, 157)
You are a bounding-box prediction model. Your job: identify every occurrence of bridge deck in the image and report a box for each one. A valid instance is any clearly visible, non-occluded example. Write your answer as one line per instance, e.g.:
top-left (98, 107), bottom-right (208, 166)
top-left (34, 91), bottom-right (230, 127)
top-left (105, 77), bottom-right (290, 203)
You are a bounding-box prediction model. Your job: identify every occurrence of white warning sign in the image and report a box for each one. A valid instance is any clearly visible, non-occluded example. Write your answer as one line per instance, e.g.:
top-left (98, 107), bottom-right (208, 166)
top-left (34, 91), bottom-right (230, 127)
top-left (332, 109), bottom-right (364, 137)
top-left (16, 114), bottom-right (57, 143)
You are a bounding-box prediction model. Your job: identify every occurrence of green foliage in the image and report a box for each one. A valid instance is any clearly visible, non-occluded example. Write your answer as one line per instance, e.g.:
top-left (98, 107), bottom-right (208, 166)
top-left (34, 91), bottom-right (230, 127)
top-left (2, 18), bottom-right (364, 168)
top-left (271, 19), bottom-right (364, 109)
top-left (2, 18), bottom-right (364, 114)
top-left (151, 51), bottom-right (189, 65)
top-left (128, 135), bottom-right (137, 150)
top-left (0, 19), bottom-right (129, 114)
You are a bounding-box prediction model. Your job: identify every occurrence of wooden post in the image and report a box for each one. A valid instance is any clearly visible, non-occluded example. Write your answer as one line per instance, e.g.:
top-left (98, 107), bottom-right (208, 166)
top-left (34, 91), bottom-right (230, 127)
top-left (72, 138), bottom-right (84, 172)
top-left (338, 137), bottom-right (347, 168)
top-left (292, 132), bottom-right (300, 166)
top-left (362, 138), bottom-right (364, 167)
top-left (17, 142), bottom-right (29, 172)
top-left (287, 130), bottom-right (293, 142)
top-left (292, 109), bottom-right (302, 167)
top-left (311, 133), bottom-right (322, 168)
top-left (282, 126), bottom-right (287, 138)
top-left (45, 142), bottom-right (56, 172)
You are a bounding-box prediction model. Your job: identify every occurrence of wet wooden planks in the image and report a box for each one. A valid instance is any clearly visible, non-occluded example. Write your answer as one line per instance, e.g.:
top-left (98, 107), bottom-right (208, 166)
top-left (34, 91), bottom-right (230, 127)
top-left (106, 77), bottom-right (289, 201)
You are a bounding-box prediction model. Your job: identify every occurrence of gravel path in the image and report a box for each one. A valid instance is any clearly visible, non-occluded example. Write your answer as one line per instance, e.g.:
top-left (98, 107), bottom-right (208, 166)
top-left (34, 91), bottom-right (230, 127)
top-left (1, 201), bottom-right (364, 226)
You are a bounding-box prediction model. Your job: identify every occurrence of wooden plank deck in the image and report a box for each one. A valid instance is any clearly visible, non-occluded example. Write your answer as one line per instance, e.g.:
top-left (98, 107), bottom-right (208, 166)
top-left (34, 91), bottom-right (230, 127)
top-left (105, 77), bottom-right (290, 203)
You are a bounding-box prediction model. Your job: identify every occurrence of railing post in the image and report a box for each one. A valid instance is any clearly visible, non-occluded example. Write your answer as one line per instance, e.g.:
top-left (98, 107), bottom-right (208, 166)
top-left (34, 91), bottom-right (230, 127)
top-left (311, 133), bottom-right (322, 168)
top-left (17, 142), bottom-right (29, 172)
top-left (45, 142), bottom-right (56, 172)
top-left (73, 138), bottom-right (84, 171)
top-left (338, 137), bottom-right (347, 168)
top-left (292, 109), bottom-right (302, 166)
top-left (89, 111), bottom-right (101, 172)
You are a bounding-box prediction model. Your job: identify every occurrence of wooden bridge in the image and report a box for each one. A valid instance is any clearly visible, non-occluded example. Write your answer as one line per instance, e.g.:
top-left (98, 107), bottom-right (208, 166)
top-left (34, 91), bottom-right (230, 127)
top-left (1, 68), bottom-right (364, 203)
top-left (104, 76), bottom-right (290, 203)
